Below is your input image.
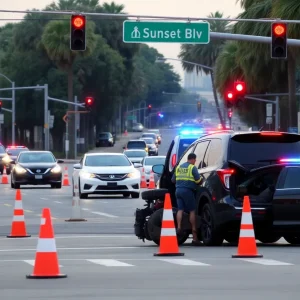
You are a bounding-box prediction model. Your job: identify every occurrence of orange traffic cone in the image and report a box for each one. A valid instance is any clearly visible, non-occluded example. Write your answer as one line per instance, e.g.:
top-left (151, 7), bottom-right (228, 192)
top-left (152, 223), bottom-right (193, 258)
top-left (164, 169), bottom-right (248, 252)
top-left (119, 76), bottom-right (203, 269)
top-left (154, 193), bottom-right (184, 256)
top-left (7, 189), bottom-right (31, 238)
top-left (62, 166), bottom-right (70, 186)
top-left (140, 168), bottom-right (147, 188)
top-left (148, 171), bottom-right (155, 189)
top-left (1, 166), bottom-right (8, 184)
top-left (26, 208), bottom-right (67, 279)
top-left (124, 129), bottom-right (128, 136)
top-left (232, 196), bottom-right (263, 258)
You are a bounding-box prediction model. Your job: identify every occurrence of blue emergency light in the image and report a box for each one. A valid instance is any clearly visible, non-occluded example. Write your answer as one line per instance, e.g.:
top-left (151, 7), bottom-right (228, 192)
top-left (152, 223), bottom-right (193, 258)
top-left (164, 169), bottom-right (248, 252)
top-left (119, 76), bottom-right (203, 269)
top-left (180, 129), bottom-right (204, 136)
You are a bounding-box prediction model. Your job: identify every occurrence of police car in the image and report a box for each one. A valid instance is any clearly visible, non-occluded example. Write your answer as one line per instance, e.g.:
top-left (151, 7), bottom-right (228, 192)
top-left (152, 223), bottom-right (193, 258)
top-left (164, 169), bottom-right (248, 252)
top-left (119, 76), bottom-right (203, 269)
top-left (0, 143), bottom-right (6, 174)
top-left (3, 145), bottom-right (29, 175)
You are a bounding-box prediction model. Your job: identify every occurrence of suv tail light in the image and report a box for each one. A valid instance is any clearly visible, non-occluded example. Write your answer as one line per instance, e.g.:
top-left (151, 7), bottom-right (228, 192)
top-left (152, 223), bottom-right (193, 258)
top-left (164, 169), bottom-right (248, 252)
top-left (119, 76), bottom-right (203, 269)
top-left (216, 169), bottom-right (234, 189)
top-left (171, 154), bottom-right (177, 167)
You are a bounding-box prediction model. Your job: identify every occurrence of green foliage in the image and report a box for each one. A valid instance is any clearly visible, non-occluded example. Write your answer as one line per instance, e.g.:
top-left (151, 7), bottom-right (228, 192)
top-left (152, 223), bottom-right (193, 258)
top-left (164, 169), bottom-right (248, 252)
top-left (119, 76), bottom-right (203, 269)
top-left (0, 0), bottom-right (180, 146)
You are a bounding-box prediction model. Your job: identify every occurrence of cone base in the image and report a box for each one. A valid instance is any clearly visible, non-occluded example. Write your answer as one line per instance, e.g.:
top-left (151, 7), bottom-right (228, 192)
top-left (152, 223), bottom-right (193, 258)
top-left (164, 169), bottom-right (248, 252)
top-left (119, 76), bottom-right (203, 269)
top-left (65, 219), bottom-right (87, 222)
top-left (232, 254), bottom-right (263, 258)
top-left (26, 274), bottom-right (67, 279)
top-left (7, 235), bottom-right (31, 238)
top-left (154, 252), bottom-right (185, 257)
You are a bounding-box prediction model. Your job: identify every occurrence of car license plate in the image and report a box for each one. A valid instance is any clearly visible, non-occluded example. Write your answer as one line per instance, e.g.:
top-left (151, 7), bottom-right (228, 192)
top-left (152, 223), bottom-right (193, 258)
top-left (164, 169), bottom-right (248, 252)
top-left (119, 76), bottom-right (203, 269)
top-left (35, 175), bottom-right (43, 179)
top-left (107, 182), bottom-right (117, 187)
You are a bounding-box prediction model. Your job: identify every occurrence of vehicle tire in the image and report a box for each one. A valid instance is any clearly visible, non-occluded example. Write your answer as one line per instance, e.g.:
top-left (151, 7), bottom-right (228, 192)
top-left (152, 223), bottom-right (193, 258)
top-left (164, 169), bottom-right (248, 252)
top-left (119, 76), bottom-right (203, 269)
top-left (6, 169), bottom-right (11, 175)
top-left (258, 233), bottom-right (281, 244)
top-left (123, 193), bottom-right (130, 198)
top-left (56, 182), bottom-right (62, 189)
top-left (51, 184), bottom-right (56, 189)
top-left (11, 181), bottom-right (14, 189)
top-left (0, 168), bottom-right (3, 175)
top-left (14, 183), bottom-right (20, 189)
top-left (200, 203), bottom-right (224, 246)
top-left (79, 180), bottom-right (88, 199)
top-left (141, 188), bottom-right (168, 201)
top-left (225, 232), bottom-right (239, 244)
top-left (147, 208), bottom-right (189, 246)
top-left (283, 235), bottom-right (300, 245)
top-left (131, 193), bottom-right (140, 199)
top-left (144, 221), bottom-right (152, 241)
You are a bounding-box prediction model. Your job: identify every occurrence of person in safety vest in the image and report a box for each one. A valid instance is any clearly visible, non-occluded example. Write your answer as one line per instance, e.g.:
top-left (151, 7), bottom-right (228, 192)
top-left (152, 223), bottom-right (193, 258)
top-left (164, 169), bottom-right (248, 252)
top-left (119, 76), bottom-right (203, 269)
top-left (171, 153), bottom-right (203, 246)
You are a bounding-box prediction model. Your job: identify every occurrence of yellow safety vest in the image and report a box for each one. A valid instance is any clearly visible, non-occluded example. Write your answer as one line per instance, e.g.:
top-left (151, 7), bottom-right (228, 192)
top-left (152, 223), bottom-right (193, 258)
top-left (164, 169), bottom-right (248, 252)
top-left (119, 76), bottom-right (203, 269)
top-left (175, 164), bottom-right (195, 182)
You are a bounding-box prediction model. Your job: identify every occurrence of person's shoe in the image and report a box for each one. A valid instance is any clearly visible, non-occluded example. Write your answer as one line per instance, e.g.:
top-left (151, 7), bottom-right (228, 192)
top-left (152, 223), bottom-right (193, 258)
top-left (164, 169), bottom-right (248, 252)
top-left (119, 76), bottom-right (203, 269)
top-left (191, 240), bottom-right (202, 246)
top-left (176, 228), bottom-right (183, 235)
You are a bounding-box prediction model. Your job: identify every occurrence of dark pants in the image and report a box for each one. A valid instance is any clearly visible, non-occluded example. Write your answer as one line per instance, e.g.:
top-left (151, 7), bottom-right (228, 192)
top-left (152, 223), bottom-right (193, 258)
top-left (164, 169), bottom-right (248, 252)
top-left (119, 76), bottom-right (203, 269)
top-left (175, 187), bottom-right (196, 212)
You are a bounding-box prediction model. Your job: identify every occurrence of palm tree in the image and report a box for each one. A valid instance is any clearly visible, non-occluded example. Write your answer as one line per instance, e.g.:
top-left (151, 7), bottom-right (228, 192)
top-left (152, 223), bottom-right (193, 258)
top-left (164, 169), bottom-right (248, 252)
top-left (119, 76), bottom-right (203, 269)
top-left (179, 11), bottom-right (231, 127)
top-left (41, 18), bottom-right (98, 158)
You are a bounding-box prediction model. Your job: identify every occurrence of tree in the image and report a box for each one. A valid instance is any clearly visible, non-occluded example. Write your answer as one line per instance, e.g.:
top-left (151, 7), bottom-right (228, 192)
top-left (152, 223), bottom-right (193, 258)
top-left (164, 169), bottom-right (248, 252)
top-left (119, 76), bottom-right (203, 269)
top-left (41, 18), bottom-right (98, 158)
top-left (179, 11), bottom-right (231, 128)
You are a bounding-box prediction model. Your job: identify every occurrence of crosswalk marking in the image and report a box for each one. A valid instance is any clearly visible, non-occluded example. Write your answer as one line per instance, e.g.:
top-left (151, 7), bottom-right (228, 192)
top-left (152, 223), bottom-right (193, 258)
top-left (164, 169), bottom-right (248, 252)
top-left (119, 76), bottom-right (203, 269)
top-left (238, 258), bottom-right (293, 266)
top-left (23, 260), bottom-right (63, 267)
top-left (159, 258), bottom-right (211, 266)
top-left (87, 259), bottom-right (134, 267)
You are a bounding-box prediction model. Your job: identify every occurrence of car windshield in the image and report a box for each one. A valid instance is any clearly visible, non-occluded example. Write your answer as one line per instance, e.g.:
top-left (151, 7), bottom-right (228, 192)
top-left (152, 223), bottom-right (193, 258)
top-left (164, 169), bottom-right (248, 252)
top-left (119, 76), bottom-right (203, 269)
top-left (127, 142), bottom-right (146, 148)
top-left (229, 133), bottom-right (300, 167)
top-left (99, 133), bottom-right (109, 138)
top-left (124, 151), bottom-right (147, 157)
top-left (0, 146), bottom-right (5, 154)
top-left (7, 148), bottom-right (29, 156)
top-left (85, 155), bottom-right (131, 166)
top-left (178, 138), bottom-right (198, 157)
top-left (144, 157), bottom-right (165, 165)
top-left (18, 152), bottom-right (55, 163)
top-left (141, 138), bottom-right (154, 144)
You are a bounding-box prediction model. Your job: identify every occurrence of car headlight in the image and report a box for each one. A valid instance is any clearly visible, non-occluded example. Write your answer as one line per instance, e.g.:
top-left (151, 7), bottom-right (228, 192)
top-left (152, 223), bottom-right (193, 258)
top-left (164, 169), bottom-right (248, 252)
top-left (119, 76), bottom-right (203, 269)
top-left (15, 165), bottom-right (27, 174)
top-left (127, 170), bottom-right (140, 178)
top-left (80, 170), bottom-right (96, 178)
top-left (51, 165), bottom-right (62, 173)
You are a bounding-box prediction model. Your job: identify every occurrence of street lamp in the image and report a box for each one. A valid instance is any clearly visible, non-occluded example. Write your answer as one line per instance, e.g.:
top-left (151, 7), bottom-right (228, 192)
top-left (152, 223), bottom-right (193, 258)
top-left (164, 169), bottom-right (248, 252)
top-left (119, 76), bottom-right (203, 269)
top-left (0, 73), bottom-right (15, 144)
top-left (155, 57), bottom-right (225, 129)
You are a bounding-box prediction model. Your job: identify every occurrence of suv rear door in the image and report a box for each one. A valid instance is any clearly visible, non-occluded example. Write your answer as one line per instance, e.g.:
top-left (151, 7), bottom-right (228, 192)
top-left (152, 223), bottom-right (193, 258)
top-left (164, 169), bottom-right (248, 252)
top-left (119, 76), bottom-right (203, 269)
top-left (273, 166), bottom-right (300, 226)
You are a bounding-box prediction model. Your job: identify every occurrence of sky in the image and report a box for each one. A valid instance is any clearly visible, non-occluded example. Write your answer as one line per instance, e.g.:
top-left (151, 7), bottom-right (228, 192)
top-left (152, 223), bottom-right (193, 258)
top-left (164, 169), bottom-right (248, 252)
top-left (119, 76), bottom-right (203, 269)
top-left (0, 0), bottom-right (243, 82)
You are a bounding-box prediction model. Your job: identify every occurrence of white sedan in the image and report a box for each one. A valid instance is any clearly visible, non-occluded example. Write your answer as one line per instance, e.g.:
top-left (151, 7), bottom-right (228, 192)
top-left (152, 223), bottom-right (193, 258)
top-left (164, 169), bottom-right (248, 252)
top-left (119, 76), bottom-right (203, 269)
top-left (72, 153), bottom-right (141, 199)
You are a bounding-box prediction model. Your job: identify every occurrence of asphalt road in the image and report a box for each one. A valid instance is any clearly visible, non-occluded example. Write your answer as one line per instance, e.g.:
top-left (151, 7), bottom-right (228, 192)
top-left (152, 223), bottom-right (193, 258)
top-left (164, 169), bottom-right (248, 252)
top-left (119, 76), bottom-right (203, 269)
top-left (1, 128), bottom-right (299, 299)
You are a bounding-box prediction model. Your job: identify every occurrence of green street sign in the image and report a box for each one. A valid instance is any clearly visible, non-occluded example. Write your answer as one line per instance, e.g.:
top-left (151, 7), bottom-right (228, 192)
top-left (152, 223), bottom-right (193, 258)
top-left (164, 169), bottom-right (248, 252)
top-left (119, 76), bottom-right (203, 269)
top-left (123, 21), bottom-right (210, 44)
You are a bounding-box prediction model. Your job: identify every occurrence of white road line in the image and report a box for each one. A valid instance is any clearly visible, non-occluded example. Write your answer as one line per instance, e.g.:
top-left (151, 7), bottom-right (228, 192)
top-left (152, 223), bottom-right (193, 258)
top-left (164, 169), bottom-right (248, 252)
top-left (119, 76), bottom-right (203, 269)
top-left (54, 201), bottom-right (62, 204)
top-left (0, 246), bottom-right (139, 252)
top-left (239, 258), bottom-right (293, 266)
top-left (159, 259), bottom-right (211, 266)
top-left (40, 198), bottom-right (48, 200)
top-left (23, 260), bottom-right (63, 267)
top-left (0, 235), bottom-right (133, 240)
top-left (91, 211), bottom-right (118, 218)
top-left (87, 259), bottom-right (134, 267)
top-left (82, 208), bottom-right (90, 211)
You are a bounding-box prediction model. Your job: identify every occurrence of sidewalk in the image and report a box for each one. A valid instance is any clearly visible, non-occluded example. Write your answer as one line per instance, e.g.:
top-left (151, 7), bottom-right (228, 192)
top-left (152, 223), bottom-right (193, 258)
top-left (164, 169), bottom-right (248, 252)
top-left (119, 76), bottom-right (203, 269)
top-left (62, 131), bottom-right (142, 163)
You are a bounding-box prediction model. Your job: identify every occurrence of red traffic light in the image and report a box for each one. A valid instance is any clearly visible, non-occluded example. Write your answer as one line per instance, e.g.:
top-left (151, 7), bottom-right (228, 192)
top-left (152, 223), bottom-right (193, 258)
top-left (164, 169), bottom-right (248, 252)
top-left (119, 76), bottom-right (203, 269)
top-left (72, 15), bottom-right (85, 29)
top-left (0, 101), bottom-right (2, 105)
top-left (85, 97), bottom-right (94, 106)
top-left (226, 92), bottom-right (234, 100)
top-left (273, 23), bottom-right (286, 36)
top-left (234, 81), bottom-right (246, 94)
top-left (148, 105), bottom-right (152, 108)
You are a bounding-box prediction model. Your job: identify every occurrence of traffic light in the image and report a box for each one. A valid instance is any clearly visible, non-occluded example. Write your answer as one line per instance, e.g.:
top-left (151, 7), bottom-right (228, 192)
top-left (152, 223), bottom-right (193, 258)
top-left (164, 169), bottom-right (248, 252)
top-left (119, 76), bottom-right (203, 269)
top-left (271, 22), bottom-right (287, 59)
top-left (157, 112), bottom-right (164, 118)
top-left (197, 101), bottom-right (201, 112)
top-left (0, 101), bottom-right (2, 113)
top-left (148, 105), bottom-right (152, 113)
top-left (234, 81), bottom-right (246, 95)
top-left (228, 108), bottom-right (233, 119)
top-left (70, 15), bottom-right (86, 51)
top-left (84, 96), bottom-right (94, 111)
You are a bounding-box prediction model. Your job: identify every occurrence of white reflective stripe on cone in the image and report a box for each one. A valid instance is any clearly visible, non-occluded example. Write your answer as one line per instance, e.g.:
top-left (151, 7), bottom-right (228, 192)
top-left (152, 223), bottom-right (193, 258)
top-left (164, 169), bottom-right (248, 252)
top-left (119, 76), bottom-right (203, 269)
top-left (14, 201), bottom-right (23, 209)
top-left (41, 218), bottom-right (46, 225)
top-left (161, 228), bottom-right (176, 236)
top-left (163, 209), bottom-right (174, 221)
top-left (241, 212), bottom-right (253, 225)
top-left (240, 229), bottom-right (255, 238)
top-left (36, 238), bottom-right (57, 252)
top-left (12, 215), bottom-right (25, 222)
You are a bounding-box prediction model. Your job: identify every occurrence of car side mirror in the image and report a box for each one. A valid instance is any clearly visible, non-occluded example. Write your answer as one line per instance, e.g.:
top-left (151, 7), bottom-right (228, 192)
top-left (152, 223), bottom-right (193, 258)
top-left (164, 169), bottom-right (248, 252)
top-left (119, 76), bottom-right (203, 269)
top-left (73, 163), bottom-right (82, 169)
top-left (57, 159), bottom-right (64, 163)
top-left (237, 185), bottom-right (248, 197)
top-left (152, 164), bottom-right (164, 174)
top-left (134, 163), bottom-right (142, 168)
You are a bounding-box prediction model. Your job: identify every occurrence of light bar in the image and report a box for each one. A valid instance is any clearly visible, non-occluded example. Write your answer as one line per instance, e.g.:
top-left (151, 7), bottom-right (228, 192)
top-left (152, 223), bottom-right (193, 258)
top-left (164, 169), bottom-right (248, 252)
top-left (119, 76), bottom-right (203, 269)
top-left (180, 129), bottom-right (204, 136)
top-left (279, 158), bottom-right (300, 163)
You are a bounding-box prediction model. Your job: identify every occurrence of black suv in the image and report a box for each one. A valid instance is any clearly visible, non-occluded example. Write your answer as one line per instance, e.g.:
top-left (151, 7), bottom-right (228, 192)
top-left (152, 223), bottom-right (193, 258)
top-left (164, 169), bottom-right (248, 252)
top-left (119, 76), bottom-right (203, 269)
top-left (134, 131), bottom-right (300, 246)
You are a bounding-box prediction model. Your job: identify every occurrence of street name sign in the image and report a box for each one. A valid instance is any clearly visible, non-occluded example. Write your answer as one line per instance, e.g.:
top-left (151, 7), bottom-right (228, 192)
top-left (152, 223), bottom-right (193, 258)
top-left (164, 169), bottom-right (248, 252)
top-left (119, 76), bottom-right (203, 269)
top-left (123, 21), bottom-right (210, 44)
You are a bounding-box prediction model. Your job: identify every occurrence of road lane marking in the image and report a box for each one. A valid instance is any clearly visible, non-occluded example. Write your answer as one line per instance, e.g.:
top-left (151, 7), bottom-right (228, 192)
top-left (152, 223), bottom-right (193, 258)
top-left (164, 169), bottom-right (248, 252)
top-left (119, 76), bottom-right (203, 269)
top-left (40, 198), bottom-right (48, 200)
top-left (159, 259), bottom-right (211, 266)
top-left (82, 208), bottom-right (90, 211)
top-left (239, 258), bottom-right (293, 265)
top-left (24, 210), bottom-right (33, 213)
top-left (87, 259), bottom-right (134, 267)
top-left (54, 201), bottom-right (62, 204)
top-left (0, 247), bottom-right (139, 252)
top-left (91, 211), bottom-right (118, 218)
top-left (4, 203), bottom-right (11, 207)
top-left (23, 260), bottom-right (63, 267)
top-left (0, 235), bottom-right (134, 240)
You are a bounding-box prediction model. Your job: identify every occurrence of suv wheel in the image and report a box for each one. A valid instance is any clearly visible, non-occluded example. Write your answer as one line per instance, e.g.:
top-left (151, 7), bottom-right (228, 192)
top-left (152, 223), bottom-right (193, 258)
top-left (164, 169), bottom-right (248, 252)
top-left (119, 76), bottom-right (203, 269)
top-left (200, 203), bottom-right (224, 246)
